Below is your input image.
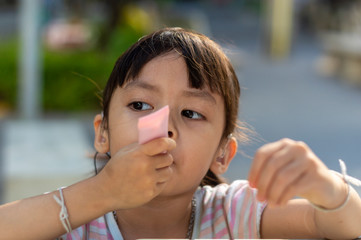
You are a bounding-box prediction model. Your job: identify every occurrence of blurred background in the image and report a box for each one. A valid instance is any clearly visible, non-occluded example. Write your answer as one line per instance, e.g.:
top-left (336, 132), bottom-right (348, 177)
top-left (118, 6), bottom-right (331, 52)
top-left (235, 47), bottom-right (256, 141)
top-left (1, 0), bottom-right (361, 203)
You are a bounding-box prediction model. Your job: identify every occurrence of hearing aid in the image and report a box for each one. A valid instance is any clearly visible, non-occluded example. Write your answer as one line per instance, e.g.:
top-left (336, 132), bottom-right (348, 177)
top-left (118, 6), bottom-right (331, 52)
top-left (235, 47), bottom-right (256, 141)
top-left (216, 153), bottom-right (225, 164)
top-left (138, 105), bottom-right (169, 144)
top-left (216, 134), bottom-right (233, 163)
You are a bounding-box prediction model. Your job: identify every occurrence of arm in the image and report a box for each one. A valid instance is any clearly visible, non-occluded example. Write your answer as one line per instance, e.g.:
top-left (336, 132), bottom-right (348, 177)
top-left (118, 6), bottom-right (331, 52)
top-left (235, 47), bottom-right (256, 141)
top-left (261, 187), bottom-right (361, 239)
top-left (0, 137), bottom-right (175, 240)
top-left (315, 185), bottom-right (361, 238)
top-left (248, 138), bottom-right (361, 239)
top-left (0, 177), bottom-right (112, 240)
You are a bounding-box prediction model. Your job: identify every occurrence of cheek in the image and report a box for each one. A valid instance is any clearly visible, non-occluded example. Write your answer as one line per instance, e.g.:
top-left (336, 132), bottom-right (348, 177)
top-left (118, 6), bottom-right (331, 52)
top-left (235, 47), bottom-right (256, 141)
top-left (178, 141), bottom-right (218, 186)
top-left (181, 131), bottom-right (220, 167)
top-left (107, 118), bottom-right (139, 153)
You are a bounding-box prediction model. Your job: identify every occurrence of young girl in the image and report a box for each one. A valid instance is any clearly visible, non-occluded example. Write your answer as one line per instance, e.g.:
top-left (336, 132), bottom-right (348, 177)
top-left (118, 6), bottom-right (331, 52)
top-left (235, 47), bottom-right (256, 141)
top-left (1, 27), bottom-right (361, 239)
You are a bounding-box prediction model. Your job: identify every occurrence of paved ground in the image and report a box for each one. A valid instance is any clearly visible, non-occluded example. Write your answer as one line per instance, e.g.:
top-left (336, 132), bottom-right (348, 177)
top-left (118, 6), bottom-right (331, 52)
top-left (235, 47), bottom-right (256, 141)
top-left (1, 2), bottom-right (361, 201)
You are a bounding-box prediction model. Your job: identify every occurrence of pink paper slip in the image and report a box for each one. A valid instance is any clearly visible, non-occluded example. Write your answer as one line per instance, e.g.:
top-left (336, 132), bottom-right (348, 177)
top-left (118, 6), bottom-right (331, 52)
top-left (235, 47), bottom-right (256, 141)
top-left (138, 105), bottom-right (169, 144)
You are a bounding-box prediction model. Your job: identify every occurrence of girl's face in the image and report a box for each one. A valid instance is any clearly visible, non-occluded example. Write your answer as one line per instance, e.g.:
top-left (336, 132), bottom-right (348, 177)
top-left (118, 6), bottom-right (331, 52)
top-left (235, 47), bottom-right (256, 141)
top-left (106, 51), bottom-right (227, 196)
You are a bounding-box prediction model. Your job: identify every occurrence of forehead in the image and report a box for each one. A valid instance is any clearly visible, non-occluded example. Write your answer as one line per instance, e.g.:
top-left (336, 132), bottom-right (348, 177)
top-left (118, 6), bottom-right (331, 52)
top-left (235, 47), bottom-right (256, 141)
top-left (125, 51), bottom-right (216, 93)
top-left (139, 51), bottom-right (187, 76)
top-left (119, 52), bottom-right (223, 104)
top-left (127, 52), bottom-right (217, 95)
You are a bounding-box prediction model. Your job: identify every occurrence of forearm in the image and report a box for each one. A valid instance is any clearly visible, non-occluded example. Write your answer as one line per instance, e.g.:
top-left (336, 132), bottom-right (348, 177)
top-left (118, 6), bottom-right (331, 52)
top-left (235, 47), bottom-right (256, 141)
top-left (315, 186), bottom-right (361, 239)
top-left (0, 176), bottom-right (112, 240)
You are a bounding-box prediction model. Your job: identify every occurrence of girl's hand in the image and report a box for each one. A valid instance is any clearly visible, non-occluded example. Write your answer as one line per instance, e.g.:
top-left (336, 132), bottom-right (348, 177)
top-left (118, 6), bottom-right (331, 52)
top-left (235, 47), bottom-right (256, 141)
top-left (96, 137), bottom-right (176, 210)
top-left (248, 138), bottom-right (348, 209)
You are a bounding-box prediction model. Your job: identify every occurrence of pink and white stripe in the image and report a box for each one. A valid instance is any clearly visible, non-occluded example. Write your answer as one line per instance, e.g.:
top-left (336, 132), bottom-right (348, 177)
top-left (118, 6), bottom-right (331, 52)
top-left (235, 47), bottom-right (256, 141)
top-left (197, 180), bottom-right (266, 239)
top-left (58, 180), bottom-right (266, 239)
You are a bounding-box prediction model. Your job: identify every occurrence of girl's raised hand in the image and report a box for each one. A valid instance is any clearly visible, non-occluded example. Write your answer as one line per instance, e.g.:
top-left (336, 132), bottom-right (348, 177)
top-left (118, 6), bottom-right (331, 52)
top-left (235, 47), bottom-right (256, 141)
top-left (96, 137), bottom-right (176, 210)
top-left (248, 138), bottom-right (348, 209)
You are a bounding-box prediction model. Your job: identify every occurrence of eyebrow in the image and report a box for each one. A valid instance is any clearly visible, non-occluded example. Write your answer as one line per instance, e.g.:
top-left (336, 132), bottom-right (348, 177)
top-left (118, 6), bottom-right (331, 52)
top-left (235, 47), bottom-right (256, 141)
top-left (124, 80), bottom-right (217, 104)
top-left (123, 81), bottom-right (160, 93)
top-left (182, 89), bottom-right (217, 104)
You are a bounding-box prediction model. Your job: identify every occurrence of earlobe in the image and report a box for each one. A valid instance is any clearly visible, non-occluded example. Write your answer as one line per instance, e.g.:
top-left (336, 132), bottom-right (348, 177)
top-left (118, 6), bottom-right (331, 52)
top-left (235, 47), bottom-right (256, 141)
top-left (94, 114), bottom-right (110, 153)
top-left (227, 136), bottom-right (238, 160)
top-left (210, 136), bottom-right (238, 175)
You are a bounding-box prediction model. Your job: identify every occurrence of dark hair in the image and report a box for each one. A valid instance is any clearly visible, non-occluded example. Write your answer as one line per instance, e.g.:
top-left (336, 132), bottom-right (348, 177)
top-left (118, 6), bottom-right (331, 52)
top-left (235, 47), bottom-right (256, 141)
top-left (101, 27), bottom-right (244, 186)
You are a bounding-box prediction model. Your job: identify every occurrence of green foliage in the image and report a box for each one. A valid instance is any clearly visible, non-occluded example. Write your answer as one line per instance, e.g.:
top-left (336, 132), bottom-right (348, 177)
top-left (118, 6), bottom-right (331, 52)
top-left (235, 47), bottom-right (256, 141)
top-left (0, 41), bottom-right (18, 108)
top-left (42, 49), bottom-right (113, 111)
top-left (107, 25), bottom-right (144, 60)
top-left (0, 25), bottom-right (144, 112)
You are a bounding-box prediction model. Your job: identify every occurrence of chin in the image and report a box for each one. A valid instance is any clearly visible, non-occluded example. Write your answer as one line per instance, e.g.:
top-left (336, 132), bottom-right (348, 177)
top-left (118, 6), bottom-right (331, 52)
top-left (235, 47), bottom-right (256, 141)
top-left (156, 180), bottom-right (200, 199)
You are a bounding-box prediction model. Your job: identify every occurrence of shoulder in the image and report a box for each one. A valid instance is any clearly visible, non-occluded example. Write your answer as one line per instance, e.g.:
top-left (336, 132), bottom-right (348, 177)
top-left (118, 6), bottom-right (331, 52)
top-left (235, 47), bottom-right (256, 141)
top-left (194, 180), bottom-right (267, 239)
top-left (198, 179), bottom-right (265, 209)
top-left (198, 180), bottom-right (260, 203)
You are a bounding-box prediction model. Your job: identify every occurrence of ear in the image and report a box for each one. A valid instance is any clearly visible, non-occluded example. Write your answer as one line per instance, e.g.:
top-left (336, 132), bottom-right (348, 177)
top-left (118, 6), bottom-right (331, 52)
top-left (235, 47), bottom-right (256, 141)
top-left (210, 136), bottom-right (238, 175)
top-left (94, 114), bottom-right (110, 153)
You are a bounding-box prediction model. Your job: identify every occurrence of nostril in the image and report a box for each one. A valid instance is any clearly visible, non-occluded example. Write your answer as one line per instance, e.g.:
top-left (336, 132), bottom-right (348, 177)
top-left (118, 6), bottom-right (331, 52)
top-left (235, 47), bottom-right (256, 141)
top-left (168, 131), bottom-right (173, 138)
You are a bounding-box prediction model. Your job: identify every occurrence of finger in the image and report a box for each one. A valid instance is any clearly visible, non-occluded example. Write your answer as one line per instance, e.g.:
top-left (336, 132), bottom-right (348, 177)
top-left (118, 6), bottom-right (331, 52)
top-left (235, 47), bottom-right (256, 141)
top-left (153, 153), bottom-right (174, 170)
top-left (248, 139), bottom-right (291, 188)
top-left (153, 175), bottom-right (173, 197)
top-left (154, 181), bottom-right (167, 197)
top-left (141, 138), bottom-right (176, 156)
top-left (277, 172), bottom-right (308, 206)
top-left (155, 164), bottom-right (173, 183)
top-left (269, 141), bottom-right (320, 205)
top-left (266, 158), bottom-right (308, 206)
top-left (256, 145), bottom-right (295, 201)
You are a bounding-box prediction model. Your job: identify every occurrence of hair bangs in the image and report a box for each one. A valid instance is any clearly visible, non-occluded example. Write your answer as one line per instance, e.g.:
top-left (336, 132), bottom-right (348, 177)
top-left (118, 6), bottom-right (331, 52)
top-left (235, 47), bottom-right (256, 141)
top-left (117, 28), bottom-right (225, 96)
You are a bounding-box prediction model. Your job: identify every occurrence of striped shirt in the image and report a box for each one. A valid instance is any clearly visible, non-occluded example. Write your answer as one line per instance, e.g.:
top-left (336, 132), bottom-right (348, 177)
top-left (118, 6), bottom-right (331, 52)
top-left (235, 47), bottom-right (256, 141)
top-left (59, 180), bottom-right (266, 239)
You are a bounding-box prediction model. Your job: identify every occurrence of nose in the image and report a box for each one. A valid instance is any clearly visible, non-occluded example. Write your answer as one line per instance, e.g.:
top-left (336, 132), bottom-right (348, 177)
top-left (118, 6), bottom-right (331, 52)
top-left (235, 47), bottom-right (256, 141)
top-left (168, 131), bottom-right (173, 138)
top-left (167, 108), bottom-right (178, 139)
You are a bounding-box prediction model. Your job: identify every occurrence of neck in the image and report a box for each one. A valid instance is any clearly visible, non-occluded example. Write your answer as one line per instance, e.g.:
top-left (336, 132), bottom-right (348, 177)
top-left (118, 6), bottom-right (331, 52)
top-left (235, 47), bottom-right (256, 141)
top-left (115, 193), bottom-right (195, 239)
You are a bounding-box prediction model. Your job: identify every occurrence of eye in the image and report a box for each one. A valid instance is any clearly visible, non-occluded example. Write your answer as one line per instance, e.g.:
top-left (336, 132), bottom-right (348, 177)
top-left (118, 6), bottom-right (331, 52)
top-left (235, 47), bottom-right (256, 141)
top-left (129, 102), bottom-right (153, 111)
top-left (182, 110), bottom-right (204, 120)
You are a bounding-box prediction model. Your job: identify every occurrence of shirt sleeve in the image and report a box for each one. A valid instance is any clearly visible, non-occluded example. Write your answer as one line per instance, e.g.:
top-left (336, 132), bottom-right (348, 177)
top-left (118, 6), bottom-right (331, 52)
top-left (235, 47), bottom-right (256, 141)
top-left (57, 214), bottom-right (114, 240)
top-left (196, 180), bottom-right (267, 239)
